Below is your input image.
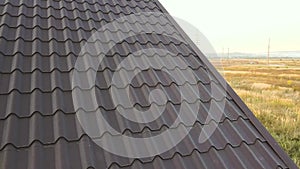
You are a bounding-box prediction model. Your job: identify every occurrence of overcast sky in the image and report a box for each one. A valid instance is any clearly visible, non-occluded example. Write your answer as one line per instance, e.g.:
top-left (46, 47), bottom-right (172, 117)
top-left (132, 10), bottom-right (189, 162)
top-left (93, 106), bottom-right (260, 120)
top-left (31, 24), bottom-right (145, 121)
top-left (159, 0), bottom-right (300, 53)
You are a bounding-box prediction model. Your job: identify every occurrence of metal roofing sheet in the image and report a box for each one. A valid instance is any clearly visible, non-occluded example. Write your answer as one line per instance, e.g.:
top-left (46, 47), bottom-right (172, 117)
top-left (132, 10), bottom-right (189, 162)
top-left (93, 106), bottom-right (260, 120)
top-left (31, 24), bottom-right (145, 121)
top-left (0, 0), bottom-right (297, 168)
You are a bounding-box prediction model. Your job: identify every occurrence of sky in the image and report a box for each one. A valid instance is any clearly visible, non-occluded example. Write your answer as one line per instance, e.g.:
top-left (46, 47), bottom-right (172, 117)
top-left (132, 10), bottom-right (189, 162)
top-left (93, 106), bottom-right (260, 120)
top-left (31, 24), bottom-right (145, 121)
top-left (159, 0), bottom-right (300, 53)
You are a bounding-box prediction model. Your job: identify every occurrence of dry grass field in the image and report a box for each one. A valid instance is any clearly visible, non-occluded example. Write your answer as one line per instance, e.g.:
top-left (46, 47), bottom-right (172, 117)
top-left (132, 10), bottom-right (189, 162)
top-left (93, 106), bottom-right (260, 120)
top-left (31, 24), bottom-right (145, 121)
top-left (214, 58), bottom-right (300, 167)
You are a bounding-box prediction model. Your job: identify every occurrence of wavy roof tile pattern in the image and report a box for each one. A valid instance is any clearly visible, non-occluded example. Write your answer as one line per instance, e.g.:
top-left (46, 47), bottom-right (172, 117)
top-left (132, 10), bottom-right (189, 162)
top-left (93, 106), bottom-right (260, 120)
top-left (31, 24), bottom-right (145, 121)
top-left (0, 0), bottom-right (297, 169)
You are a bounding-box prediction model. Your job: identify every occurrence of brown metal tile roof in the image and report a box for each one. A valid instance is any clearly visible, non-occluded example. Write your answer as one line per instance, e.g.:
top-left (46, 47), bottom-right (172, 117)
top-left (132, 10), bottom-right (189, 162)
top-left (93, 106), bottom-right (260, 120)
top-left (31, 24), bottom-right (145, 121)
top-left (0, 0), bottom-right (297, 168)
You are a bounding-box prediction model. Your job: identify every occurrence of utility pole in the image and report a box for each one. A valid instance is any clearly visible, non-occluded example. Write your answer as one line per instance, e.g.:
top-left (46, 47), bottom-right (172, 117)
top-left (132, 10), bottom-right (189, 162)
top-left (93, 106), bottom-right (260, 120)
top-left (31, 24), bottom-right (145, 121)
top-left (267, 38), bottom-right (270, 65)
top-left (222, 47), bottom-right (224, 58)
top-left (228, 48), bottom-right (230, 58)
top-left (222, 47), bottom-right (225, 64)
top-left (227, 48), bottom-right (230, 64)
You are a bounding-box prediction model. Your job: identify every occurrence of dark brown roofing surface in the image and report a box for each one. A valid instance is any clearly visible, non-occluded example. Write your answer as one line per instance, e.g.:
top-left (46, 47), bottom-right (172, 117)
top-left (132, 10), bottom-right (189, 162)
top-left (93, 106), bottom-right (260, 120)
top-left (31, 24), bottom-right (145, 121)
top-left (0, 0), bottom-right (297, 169)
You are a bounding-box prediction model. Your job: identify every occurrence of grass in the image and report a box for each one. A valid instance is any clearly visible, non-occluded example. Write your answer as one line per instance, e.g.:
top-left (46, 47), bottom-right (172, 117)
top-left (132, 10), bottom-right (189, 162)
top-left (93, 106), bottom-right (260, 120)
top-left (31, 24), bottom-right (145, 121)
top-left (214, 58), bottom-right (300, 167)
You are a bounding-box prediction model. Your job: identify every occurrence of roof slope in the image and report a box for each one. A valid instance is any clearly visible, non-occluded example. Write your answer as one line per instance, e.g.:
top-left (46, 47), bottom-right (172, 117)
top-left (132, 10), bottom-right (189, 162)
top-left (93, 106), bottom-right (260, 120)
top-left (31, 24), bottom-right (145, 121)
top-left (0, 0), bottom-right (297, 168)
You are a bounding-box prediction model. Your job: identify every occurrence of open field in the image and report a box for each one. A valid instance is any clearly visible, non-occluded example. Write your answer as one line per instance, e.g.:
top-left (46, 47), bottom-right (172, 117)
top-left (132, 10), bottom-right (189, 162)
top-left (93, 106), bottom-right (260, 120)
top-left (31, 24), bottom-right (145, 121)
top-left (214, 58), bottom-right (300, 167)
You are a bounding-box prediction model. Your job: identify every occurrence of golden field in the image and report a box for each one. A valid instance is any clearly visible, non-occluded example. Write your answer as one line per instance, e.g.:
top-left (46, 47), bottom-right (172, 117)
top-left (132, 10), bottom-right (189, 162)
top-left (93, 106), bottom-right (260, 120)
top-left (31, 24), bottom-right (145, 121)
top-left (214, 58), bottom-right (300, 167)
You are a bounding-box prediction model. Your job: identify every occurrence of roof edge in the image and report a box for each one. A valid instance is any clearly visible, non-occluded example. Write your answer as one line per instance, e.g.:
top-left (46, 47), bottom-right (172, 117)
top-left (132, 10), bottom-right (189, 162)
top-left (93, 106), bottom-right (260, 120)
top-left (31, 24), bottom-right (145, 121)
top-left (153, 1), bottom-right (298, 168)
